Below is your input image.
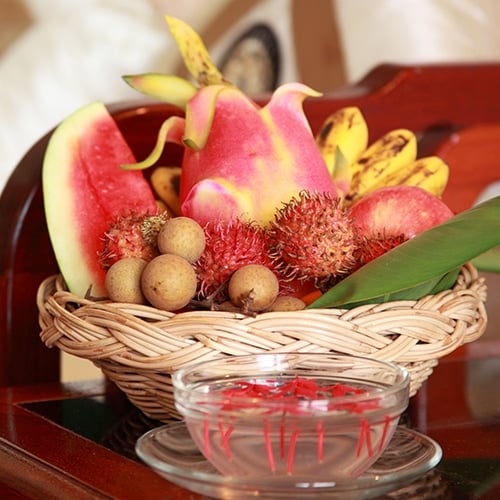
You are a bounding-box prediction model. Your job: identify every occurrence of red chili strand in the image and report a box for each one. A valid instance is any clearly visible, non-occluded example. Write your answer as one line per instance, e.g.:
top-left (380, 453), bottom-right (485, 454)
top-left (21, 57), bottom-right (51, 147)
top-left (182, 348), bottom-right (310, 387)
top-left (363, 418), bottom-right (373, 457)
top-left (220, 378), bottom-right (377, 413)
top-left (264, 419), bottom-right (276, 473)
top-left (356, 418), bottom-right (365, 457)
top-left (216, 376), bottom-right (384, 470)
top-left (317, 420), bottom-right (324, 463)
top-left (220, 422), bottom-right (233, 460)
top-left (287, 429), bottom-right (300, 475)
top-left (218, 418), bottom-right (224, 442)
top-left (378, 414), bottom-right (392, 452)
top-left (280, 418), bottom-right (286, 459)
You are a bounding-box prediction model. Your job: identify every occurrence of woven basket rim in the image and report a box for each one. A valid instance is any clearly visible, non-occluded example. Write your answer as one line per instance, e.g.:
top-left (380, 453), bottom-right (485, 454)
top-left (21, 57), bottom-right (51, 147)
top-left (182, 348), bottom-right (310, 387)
top-left (37, 263), bottom-right (487, 362)
top-left (36, 263), bottom-right (487, 420)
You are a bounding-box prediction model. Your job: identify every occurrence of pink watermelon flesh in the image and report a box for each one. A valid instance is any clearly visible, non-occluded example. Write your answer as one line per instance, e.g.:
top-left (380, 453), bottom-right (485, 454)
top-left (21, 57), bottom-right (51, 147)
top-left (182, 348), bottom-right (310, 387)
top-left (42, 101), bottom-right (157, 297)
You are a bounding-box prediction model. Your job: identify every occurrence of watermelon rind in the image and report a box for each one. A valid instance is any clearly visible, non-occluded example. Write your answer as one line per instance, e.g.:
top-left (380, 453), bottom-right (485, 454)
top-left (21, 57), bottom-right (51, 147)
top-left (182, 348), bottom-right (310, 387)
top-left (42, 101), bottom-right (157, 297)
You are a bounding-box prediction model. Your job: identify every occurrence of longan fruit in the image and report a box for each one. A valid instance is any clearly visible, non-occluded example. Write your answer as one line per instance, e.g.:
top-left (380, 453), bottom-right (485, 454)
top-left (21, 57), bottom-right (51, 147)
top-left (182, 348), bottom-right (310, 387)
top-left (228, 264), bottom-right (279, 312)
top-left (140, 254), bottom-right (197, 311)
top-left (157, 216), bottom-right (206, 263)
top-left (105, 257), bottom-right (148, 304)
top-left (266, 296), bottom-right (306, 312)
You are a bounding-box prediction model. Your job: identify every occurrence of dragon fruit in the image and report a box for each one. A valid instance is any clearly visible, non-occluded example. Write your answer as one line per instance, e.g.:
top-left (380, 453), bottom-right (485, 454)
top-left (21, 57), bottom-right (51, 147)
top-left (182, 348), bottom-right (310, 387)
top-left (121, 16), bottom-right (342, 227)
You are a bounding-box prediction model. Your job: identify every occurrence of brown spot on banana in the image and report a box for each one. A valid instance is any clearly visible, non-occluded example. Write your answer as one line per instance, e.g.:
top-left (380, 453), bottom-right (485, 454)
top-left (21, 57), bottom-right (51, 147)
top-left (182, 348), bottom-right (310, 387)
top-left (348, 129), bottom-right (417, 202)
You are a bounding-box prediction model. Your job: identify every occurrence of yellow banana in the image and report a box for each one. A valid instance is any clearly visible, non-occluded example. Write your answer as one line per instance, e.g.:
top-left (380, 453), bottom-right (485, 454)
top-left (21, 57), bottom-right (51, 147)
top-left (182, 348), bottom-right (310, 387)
top-left (348, 128), bottom-right (417, 203)
top-left (316, 106), bottom-right (369, 177)
top-left (378, 155), bottom-right (449, 197)
top-left (150, 166), bottom-right (182, 216)
top-left (165, 16), bottom-right (228, 86)
top-left (122, 14), bottom-right (230, 108)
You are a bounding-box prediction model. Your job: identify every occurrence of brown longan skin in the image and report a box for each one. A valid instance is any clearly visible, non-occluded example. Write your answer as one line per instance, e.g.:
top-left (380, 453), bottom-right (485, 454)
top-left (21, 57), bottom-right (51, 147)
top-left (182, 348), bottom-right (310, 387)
top-left (141, 253), bottom-right (197, 311)
top-left (105, 257), bottom-right (148, 304)
top-left (157, 216), bottom-right (206, 263)
top-left (228, 264), bottom-right (279, 312)
top-left (266, 295), bottom-right (306, 312)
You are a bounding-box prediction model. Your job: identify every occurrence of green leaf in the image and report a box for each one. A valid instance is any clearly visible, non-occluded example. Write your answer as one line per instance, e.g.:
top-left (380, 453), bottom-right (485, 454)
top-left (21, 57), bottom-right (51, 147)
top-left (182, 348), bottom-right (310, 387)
top-left (334, 268), bottom-right (461, 309)
top-left (472, 247), bottom-right (500, 272)
top-left (308, 196), bottom-right (500, 309)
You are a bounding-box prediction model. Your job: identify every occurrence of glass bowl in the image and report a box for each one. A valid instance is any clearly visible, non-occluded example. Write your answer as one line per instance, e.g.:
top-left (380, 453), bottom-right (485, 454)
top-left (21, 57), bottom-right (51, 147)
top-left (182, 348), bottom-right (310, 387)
top-left (172, 353), bottom-right (410, 481)
top-left (136, 421), bottom-right (442, 500)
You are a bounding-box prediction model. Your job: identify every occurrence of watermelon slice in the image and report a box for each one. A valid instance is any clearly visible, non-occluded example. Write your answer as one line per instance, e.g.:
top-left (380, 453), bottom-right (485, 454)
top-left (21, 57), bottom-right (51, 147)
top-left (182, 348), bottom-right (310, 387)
top-left (42, 101), bottom-right (157, 297)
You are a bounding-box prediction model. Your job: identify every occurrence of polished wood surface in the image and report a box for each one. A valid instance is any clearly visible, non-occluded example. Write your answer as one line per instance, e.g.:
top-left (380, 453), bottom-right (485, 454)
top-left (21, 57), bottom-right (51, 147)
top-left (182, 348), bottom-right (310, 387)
top-left (0, 381), bottom-right (195, 499)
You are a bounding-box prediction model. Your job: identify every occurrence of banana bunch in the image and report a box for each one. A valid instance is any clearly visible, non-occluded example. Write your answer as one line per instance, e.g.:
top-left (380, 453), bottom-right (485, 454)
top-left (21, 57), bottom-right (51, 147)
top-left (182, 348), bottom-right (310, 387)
top-left (150, 166), bottom-right (182, 216)
top-left (316, 107), bottom-right (369, 177)
top-left (315, 107), bottom-right (449, 204)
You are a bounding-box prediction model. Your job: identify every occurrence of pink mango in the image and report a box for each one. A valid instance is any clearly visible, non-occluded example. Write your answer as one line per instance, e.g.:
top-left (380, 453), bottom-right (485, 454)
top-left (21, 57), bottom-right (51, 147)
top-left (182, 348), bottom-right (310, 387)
top-left (179, 83), bottom-right (341, 226)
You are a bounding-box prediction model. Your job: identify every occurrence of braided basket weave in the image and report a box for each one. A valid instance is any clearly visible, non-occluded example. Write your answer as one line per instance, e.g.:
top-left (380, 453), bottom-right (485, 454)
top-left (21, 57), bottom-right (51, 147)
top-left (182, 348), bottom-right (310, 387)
top-left (37, 263), bottom-right (487, 422)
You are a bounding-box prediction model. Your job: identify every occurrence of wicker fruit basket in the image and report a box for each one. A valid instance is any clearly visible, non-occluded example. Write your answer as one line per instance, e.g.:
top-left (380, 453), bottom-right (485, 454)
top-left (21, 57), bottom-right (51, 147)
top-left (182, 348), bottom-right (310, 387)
top-left (37, 263), bottom-right (487, 422)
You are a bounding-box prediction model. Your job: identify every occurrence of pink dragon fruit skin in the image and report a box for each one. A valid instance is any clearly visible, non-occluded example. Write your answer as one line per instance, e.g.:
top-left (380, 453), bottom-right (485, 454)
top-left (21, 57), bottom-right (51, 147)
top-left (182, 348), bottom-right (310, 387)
top-left (179, 82), bottom-right (342, 227)
top-left (121, 17), bottom-right (342, 227)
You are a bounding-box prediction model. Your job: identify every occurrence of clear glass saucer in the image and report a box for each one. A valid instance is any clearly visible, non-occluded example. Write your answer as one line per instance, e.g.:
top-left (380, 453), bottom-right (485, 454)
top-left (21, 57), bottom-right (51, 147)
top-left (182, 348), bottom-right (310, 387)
top-left (136, 422), bottom-right (442, 499)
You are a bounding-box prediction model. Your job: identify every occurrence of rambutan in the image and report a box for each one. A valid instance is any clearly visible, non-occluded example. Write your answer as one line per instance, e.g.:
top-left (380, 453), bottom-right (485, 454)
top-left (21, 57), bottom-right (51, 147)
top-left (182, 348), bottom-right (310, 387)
top-left (353, 233), bottom-right (407, 270)
top-left (194, 218), bottom-right (288, 301)
top-left (98, 212), bottom-right (169, 270)
top-left (268, 191), bottom-right (359, 288)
